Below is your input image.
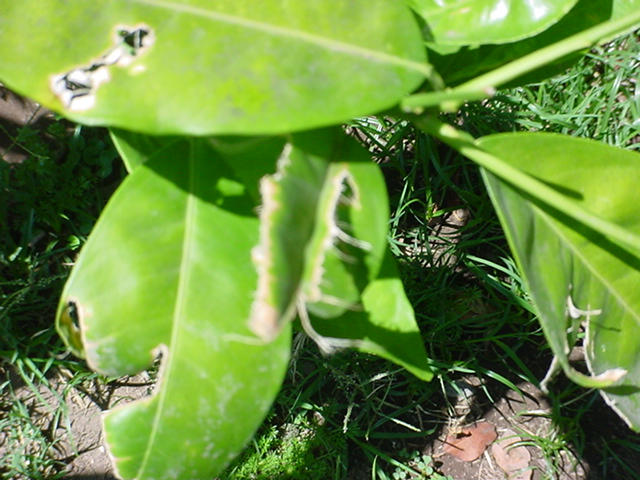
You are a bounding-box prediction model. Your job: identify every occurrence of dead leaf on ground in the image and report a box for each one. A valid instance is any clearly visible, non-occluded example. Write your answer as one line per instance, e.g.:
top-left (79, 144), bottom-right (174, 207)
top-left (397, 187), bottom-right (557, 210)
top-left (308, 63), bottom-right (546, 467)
top-left (442, 421), bottom-right (497, 462)
top-left (490, 428), bottom-right (532, 480)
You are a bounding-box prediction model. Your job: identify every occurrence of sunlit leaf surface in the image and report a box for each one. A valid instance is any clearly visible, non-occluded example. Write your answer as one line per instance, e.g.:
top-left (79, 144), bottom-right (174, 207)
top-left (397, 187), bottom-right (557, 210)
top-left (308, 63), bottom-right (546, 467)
top-left (409, 0), bottom-right (578, 45)
top-left (0, 0), bottom-right (427, 134)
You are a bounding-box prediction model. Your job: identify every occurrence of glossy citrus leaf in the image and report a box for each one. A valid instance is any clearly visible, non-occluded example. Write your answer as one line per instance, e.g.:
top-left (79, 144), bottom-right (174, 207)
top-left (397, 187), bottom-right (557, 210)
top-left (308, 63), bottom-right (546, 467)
top-left (479, 133), bottom-right (640, 430)
top-left (613, 0), bottom-right (640, 18)
top-left (56, 137), bottom-right (291, 479)
top-left (311, 249), bottom-right (435, 381)
top-left (408, 0), bottom-right (577, 46)
top-left (109, 128), bottom-right (287, 202)
top-left (109, 127), bottom-right (181, 172)
top-left (0, 0), bottom-right (427, 135)
top-left (426, 0), bottom-right (613, 87)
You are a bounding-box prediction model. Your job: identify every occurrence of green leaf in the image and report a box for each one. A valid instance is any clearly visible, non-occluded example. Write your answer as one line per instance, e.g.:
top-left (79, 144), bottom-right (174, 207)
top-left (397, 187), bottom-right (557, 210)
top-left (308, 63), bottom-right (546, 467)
top-left (0, 0), bottom-right (427, 135)
top-left (249, 127), bottom-right (433, 381)
top-left (300, 157), bottom-right (389, 320)
top-left (250, 128), bottom-right (388, 339)
top-left (109, 127), bottom-right (180, 172)
top-left (478, 133), bottom-right (640, 430)
top-left (403, 6), bottom-right (640, 111)
top-left (613, 0), bottom-right (640, 18)
top-left (56, 137), bottom-right (291, 479)
top-left (426, 0), bottom-right (614, 87)
top-left (311, 249), bottom-right (435, 382)
top-left (408, 0), bottom-right (578, 46)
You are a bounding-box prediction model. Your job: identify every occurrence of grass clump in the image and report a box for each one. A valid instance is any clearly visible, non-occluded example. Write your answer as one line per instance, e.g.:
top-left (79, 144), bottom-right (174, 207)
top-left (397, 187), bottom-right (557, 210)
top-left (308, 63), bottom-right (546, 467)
top-left (221, 410), bottom-right (346, 480)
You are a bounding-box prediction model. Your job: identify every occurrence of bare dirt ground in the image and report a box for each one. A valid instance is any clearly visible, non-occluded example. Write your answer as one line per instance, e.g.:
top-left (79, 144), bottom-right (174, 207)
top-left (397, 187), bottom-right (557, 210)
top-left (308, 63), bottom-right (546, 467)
top-left (3, 361), bottom-right (639, 480)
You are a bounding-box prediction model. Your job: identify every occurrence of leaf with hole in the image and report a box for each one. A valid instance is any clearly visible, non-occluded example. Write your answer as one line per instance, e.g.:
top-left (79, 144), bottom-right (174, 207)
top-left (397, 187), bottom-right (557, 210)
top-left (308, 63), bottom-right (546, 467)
top-left (56, 137), bottom-right (291, 480)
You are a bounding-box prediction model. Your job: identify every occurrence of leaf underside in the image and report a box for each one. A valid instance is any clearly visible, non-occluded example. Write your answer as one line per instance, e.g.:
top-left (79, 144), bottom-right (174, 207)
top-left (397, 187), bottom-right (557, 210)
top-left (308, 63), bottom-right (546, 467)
top-left (480, 133), bottom-right (640, 430)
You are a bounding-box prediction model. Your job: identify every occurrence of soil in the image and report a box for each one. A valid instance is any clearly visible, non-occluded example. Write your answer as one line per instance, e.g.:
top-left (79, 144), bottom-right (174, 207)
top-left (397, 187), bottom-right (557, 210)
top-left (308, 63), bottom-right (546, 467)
top-left (0, 85), bottom-right (59, 164)
top-left (2, 87), bottom-right (640, 480)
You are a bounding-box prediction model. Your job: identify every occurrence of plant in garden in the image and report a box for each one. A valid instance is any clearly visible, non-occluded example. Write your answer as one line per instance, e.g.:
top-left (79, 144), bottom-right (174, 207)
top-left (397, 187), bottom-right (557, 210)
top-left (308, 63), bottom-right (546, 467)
top-left (1, 1), bottom-right (639, 480)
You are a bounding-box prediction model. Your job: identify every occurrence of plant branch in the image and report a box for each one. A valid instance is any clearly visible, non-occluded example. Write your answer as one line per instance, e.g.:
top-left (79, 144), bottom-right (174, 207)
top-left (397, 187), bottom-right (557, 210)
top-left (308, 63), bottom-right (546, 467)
top-left (413, 115), bottom-right (640, 254)
top-left (403, 12), bottom-right (640, 112)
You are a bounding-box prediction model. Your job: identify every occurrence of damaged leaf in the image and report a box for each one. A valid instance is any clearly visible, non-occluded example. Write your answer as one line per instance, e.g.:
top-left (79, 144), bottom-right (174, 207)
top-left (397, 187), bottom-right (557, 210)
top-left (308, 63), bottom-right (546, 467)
top-left (249, 127), bottom-right (433, 380)
top-left (56, 137), bottom-right (291, 480)
top-left (442, 422), bottom-right (497, 462)
top-left (491, 429), bottom-right (532, 480)
top-left (0, 0), bottom-right (427, 135)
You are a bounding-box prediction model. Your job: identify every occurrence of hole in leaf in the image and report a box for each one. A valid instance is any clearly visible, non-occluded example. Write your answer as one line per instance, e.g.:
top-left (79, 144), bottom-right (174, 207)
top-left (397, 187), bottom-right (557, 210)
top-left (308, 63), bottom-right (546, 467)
top-left (50, 24), bottom-right (154, 111)
top-left (66, 300), bottom-right (81, 329)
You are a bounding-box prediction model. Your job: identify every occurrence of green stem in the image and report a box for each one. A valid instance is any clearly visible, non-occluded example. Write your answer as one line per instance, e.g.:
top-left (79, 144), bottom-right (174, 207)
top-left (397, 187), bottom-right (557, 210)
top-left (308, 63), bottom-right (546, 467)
top-left (403, 11), bottom-right (640, 111)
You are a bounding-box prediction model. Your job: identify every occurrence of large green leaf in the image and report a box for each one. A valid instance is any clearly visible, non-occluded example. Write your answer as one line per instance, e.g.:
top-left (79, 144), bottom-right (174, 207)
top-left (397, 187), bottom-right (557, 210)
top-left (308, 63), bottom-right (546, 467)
top-left (0, 0), bottom-right (427, 135)
top-left (249, 127), bottom-right (433, 380)
top-left (56, 137), bottom-right (291, 479)
top-left (403, 5), bottom-right (640, 111)
top-left (408, 0), bottom-right (577, 46)
top-left (478, 133), bottom-right (640, 430)
top-left (613, 0), bottom-right (640, 17)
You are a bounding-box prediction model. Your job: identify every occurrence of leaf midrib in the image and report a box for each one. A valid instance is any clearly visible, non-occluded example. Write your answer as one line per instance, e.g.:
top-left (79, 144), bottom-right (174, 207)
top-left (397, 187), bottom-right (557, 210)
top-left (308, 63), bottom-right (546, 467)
top-left (136, 140), bottom-right (198, 477)
top-left (131, 0), bottom-right (431, 77)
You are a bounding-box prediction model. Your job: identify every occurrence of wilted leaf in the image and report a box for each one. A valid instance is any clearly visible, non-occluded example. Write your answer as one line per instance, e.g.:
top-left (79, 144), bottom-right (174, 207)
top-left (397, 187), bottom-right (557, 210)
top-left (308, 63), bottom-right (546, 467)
top-left (491, 429), bottom-right (532, 480)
